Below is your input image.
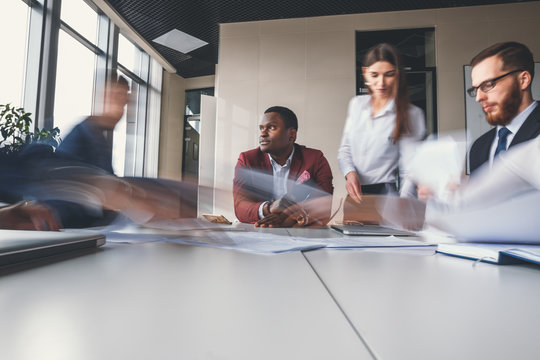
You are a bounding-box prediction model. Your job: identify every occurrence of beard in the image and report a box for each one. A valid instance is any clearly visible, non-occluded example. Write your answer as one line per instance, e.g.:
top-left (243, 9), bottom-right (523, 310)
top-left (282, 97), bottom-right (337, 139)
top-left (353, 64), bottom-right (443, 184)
top-left (484, 80), bottom-right (521, 126)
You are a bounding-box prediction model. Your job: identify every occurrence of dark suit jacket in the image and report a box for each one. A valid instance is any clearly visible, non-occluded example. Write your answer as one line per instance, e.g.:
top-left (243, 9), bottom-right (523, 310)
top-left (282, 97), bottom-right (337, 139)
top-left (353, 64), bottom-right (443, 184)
top-left (233, 143), bottom-right (334, 223)
top-left (57, 117), bottom-right (114, 174)
top-left (469, 103), bottom-right (540, 174)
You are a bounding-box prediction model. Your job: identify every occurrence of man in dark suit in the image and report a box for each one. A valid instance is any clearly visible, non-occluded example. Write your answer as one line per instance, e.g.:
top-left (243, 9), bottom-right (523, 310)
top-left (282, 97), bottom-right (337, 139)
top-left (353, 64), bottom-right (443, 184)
top-left (233, 106), bottom-right (333, 227)
top-left (468, 41), bottom-right (539, 174)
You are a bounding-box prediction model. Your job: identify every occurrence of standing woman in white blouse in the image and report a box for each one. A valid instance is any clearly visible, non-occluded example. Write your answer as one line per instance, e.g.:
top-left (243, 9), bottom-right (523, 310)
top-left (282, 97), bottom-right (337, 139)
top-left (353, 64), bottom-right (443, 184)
top-left (338, 43), bottom-right (425, 213)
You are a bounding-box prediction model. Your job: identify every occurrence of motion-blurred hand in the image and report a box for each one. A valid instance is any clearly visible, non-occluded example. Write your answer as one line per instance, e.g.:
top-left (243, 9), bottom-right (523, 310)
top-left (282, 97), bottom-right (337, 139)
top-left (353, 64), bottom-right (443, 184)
top-left (417, 185), bottom-right (434, 201)
top-left (345, 171), bottom-right (362, 203)
top-left (0, 201), bottom-right (61, 231)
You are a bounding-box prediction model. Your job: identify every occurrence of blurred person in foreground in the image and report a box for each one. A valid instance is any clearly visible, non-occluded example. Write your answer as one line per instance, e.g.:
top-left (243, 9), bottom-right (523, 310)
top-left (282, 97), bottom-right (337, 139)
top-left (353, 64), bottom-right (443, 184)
top-left (50, 74), bottom-right (157, 228)
top-left (387, 137), bottom-right (540, 240)
top-left (233, 106), bottom-right (334, 228)
top-left (18, 153), bottom-right (197, 229)
top-left (57, 75), bottom-right (130, 174)
top-left (0, 146), bottom-right (197, 230)
top-left (337, 43), bottom-right (425, 221)
top-left (0, 149), bottom-right (61, 230)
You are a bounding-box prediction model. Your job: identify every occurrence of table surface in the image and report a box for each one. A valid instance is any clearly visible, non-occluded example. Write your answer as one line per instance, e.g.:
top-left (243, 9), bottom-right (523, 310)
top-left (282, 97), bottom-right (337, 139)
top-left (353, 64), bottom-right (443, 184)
top-left (0, 241), bottom-right (370, 360)
top-left (2, 227), bottom-right (540, 360)
top-left (305, 248), bottom-right (540, 360)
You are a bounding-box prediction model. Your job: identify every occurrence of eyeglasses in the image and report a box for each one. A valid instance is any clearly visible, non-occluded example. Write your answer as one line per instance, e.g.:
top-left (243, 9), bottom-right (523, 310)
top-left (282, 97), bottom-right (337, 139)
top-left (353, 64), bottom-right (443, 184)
top-left (466, 69), bottom-right (523, 97)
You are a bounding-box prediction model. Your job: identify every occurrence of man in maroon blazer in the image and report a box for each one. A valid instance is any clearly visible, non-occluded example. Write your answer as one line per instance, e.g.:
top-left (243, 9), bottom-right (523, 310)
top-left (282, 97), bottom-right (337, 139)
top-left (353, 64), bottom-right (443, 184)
top-left (233, 106), bottom-right (333, 226)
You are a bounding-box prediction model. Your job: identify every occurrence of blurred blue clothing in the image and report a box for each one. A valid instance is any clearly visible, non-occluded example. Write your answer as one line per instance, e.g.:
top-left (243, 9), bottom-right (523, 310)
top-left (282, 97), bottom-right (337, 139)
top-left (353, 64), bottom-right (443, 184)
top-left (57, 117), bottom-right (114, 174)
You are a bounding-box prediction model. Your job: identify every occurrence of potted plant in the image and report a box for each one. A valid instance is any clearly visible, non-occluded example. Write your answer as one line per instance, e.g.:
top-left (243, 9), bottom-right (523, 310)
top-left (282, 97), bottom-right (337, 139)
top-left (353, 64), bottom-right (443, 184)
top-left (0, 103), bottom-right (60, 155)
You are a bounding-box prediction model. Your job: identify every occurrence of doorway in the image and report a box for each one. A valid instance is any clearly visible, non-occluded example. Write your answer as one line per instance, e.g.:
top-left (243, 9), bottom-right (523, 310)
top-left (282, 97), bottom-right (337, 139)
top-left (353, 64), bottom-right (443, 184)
top-left (182, 87), bottom-right (214, 183)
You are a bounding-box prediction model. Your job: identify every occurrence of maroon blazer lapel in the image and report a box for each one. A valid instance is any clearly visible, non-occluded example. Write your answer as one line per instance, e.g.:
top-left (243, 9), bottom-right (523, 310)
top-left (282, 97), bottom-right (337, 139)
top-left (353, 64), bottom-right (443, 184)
top-left (256, 148), bottom-right (272, 172)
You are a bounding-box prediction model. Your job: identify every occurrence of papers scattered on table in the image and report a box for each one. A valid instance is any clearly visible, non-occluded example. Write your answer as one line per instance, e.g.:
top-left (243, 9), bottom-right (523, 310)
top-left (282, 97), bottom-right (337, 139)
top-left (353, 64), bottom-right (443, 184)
top-left (428, 192), bottom-right (540, 244)
top-left (165, 231), bottom-right (327, 253)
top-left (300, 235), bottom-right (434, 249)
top-left (70, 216), bottom-right (436, 254)
top-left (142, 218), bottom-right (238, 232)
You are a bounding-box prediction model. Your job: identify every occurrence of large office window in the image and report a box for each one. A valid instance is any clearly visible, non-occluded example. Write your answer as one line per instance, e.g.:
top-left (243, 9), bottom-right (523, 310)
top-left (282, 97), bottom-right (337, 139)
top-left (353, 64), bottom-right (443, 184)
top-left (54, 0), bottom-right (98, 136)
top-left (118, 34), bottom-right (144, 76)
top-left (54, 30), bottom-right (96, 135)
top-left (1, 0), bottom-right (162, 177)
top-left (116, 34), bottom-right (150, 177)
top-left (60, 0), bottom-right (98, 44)
top-left (0, 0), bottom-right (30, 107)
top-left (112, 71), bottom-right (132, 176)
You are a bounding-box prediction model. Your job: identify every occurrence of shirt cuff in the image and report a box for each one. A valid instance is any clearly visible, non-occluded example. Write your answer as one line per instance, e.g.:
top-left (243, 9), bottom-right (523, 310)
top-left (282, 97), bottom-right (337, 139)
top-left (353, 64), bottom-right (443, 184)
top-left (258, 201), bottom-right (268, 219)
top-left (342, 167), bottom-right (357, 179)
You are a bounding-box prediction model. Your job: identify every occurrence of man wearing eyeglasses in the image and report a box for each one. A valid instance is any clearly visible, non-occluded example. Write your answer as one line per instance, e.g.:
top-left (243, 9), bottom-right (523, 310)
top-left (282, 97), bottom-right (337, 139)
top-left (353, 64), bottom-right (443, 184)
top-left (468, 41), bottom-right (539, 174)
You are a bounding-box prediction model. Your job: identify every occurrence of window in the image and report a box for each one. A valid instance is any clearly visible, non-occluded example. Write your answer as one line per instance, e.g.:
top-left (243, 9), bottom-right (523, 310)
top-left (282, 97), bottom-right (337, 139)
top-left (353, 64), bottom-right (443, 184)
top-left (116, 34), bottom-right (150, 177)
top-left (112, 72), bottom-right (135, 176)
top-left (0, 0), bottom-right (30, 107)
top-left (1, 0), bottom-right (163, 178)
top-left (54, 30), bottom-right (96, 136)
top-left (60, 0), bottom-right (98, 44)
top-left (118, 33), bottom-right (144, 77)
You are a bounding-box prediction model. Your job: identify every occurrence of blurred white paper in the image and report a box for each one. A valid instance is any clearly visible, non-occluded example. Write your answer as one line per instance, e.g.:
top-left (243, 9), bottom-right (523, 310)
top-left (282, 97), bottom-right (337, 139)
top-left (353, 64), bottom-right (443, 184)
top-left (166, 231), bottom-right (327, 253)
top-left (300, 235), bottom-right (432, 248)
top-left (406, 135), bottom-right (466, 202)
top-left (427, 192), bottom-right (540, 243)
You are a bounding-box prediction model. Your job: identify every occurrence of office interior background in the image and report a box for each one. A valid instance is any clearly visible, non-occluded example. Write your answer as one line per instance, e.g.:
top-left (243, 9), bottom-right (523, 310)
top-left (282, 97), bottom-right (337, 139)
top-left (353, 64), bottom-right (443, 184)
top-left (2, 0), bottom-right (540, 221)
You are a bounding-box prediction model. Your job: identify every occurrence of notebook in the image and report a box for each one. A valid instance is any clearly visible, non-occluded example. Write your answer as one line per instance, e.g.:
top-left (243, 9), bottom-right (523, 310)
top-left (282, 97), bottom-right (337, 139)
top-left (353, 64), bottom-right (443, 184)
top-left (331, 224), bottom-right (416, 237)
top-left (437, 243), bottom-right (540, 265)
top-left (0, 229), bottom-right (105, 267)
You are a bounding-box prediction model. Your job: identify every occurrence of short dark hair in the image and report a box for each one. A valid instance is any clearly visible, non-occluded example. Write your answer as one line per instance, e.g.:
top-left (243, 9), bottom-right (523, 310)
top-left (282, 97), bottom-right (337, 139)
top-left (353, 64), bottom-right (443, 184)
top-left (264, 106), bottom-right (298, 130)
top-left (470, 41), bottom-right (534, 80)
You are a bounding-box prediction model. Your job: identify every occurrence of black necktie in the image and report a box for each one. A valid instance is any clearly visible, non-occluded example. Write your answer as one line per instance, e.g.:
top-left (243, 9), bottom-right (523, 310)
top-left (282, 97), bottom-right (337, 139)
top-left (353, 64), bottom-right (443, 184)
top-left (494, 127), bottom-right (511, 158)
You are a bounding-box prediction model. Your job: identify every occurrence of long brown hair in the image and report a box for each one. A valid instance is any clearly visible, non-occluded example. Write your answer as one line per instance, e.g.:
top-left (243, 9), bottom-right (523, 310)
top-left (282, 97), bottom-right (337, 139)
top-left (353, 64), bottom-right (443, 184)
top-left (363, 43), bottom-right (410, 142)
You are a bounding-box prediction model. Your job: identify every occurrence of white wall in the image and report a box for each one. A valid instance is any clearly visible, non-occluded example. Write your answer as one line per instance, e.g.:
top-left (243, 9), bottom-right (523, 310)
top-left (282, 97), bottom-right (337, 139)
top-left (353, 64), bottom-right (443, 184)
top-left (213, 2), bottom-right (540, 221)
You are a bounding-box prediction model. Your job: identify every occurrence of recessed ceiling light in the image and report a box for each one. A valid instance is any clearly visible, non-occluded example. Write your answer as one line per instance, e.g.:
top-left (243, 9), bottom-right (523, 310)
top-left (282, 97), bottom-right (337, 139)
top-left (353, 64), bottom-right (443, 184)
top-left (153, 29), bottom-right (208, 54)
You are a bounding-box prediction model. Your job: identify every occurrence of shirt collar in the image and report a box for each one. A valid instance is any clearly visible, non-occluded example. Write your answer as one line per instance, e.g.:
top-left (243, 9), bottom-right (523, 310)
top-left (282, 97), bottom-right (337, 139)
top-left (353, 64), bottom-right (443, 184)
top-left (370, 97), bottom-right (395, 118)
top-left (499, 101), bottom-right (538, 134)
top-left (268, 146), bottom-right (295, 169)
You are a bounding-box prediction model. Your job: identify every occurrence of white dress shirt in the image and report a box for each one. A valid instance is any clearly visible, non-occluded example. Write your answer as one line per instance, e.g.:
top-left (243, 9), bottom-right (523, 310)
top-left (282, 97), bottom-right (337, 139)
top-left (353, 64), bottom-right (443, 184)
top-left (488, 101), bottom-right (538, 167)
top-left (257, 147), bottom-right (295, 219)
top-left (338, 95), bottom-right (425, 188)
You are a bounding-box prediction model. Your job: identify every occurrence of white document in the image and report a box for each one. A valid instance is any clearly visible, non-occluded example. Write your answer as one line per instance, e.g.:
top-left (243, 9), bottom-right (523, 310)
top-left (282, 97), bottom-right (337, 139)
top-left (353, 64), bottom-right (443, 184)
top-left (405, 135), bottom-right (465, 202)
top-left (428, 192), bottom-right (540, 244)
top-left (165, 231), bottom-right (327, 254)
top-left (299, 235), bottom-right (433, 248)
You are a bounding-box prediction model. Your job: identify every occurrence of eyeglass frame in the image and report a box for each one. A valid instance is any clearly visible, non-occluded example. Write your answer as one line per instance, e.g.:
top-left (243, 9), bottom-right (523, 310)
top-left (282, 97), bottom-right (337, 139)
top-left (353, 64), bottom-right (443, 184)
top-left (466, 69), bottom-right (524, 97)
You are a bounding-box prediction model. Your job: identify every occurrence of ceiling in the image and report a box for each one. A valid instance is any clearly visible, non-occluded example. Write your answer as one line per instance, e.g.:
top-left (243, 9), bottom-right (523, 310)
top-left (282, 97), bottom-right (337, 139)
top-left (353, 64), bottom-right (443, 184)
top-left (106, 0), bottom-right (534, 78)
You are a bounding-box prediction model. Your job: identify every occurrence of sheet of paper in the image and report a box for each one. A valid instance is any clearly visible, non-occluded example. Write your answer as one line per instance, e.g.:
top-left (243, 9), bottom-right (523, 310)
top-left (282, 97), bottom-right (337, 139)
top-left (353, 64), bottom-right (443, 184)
top-left (72, 216), bottom-right (245, 244)
top-left (299, 235), bottom-right (434, 248)
top-left (428, 192), bottom-right (540, 244)
top-left (405, 135), bottom-right (466, 202)
top-left (165, 231), bottom-right (327, 254)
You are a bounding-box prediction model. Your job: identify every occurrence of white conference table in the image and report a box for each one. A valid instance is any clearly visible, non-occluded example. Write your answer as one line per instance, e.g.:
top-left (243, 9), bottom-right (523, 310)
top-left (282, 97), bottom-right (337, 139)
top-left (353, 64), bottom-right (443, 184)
top-left (304, 247), bottom-right (540, 360)
top-left (1, 227), bottom-right (540, 360)
top-left (0, 241), bottom-right (370, 360)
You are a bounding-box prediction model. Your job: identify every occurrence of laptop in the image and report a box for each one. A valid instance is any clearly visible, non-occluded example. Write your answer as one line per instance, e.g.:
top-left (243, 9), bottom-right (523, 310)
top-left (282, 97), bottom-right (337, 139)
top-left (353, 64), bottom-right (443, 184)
top-left (0, 229), bottom-right (105, 267)
top-left (331, 224), bottom-right (416, 237)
